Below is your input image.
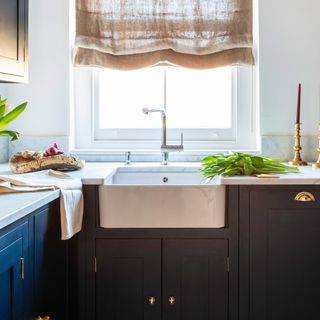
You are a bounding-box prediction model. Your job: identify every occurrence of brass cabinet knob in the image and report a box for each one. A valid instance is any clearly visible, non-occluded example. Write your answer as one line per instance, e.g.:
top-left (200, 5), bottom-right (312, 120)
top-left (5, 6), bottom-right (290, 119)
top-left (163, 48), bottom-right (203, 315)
top-left (294, 192), bottom-right (316, 202)
top-left (148, 296), bottom-right (156, 305)
top-left (168, 296), bottom-right (176, 305)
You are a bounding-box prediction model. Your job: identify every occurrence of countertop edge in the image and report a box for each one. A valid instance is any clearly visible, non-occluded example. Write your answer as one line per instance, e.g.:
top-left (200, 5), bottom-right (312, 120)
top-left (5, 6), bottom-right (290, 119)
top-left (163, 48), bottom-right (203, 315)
top-left (0, 190), bottom-right (60, 231)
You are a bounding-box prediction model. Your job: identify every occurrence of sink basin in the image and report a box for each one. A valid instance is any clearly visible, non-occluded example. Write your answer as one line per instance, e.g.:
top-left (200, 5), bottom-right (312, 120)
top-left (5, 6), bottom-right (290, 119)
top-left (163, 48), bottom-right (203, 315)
top-left (99, 166), bottom-right (225, 228)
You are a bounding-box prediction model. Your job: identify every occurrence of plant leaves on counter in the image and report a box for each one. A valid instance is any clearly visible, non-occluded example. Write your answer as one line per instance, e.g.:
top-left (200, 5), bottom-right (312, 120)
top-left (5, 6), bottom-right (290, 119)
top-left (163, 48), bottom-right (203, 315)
top-left (0, 130), bottom-right (20, 141)
top-left (0, 97), bottom-right (27, 141)
top-left (0, 102), bottom-right (27, 130)
top-left (201, 153), bottom-right (299, 179)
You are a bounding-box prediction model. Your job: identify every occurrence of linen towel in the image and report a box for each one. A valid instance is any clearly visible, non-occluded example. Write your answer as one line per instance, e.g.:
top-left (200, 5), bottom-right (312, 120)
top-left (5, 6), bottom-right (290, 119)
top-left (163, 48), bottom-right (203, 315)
top-left (0, 170), bottom-right (84, 240)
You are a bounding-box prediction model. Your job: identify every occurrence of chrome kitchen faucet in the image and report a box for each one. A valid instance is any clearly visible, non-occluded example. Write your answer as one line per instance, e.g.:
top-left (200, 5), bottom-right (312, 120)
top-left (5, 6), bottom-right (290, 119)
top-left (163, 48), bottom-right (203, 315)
top-left (142, 108), bottom-right (184, 165)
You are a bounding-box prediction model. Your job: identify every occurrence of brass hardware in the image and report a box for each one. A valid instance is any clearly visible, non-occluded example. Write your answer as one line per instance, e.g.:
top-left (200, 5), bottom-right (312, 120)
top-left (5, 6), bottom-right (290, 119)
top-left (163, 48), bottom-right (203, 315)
top-left (313, 123), bottom-right (320, 168)
top-left (294, 192), bottom-right (316, 202)
top-left (20, 257), bottom-right (24, 280)
top-left (289, 123), bottom-right (308, 166)
top-left (227, 257), bottom-right (230, 273)
top-left (148, 296), bottom-right (156, 305)
top-left (168, 296), bottom-right (176, 305)
top-left (34, 316), bottom-right (50, 320)
top-left (94, 257), bottom-right (97, 273)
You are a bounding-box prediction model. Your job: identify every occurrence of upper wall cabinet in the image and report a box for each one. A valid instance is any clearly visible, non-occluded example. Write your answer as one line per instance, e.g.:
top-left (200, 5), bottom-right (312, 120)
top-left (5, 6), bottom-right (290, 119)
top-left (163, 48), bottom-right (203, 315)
top-left (0, 0), bottom-right (28, 83)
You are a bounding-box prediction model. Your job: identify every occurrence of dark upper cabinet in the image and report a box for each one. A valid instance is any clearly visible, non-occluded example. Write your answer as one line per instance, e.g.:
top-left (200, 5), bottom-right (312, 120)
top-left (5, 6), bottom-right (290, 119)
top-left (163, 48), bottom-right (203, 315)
top-left (0, 0), bottom-right (28, 82)
top-left (242, 188), bottom-right (320, 320)
top-left (0, 222), bottom-right (29, 320)
top-left (163, 239), bottom-right (229, 320)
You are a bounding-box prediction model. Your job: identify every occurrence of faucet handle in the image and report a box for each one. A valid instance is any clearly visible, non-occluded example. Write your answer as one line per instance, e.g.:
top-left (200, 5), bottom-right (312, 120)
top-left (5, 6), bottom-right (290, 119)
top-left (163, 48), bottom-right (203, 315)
top-left (180, 132), bottom-right (184, 146)
top-left (125, 151), bottom-right (131, 165)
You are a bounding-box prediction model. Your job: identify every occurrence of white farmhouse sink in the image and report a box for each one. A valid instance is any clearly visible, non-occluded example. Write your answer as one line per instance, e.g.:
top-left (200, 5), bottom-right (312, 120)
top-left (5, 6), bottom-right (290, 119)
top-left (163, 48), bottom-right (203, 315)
top-left (99, 166), bottom-right (225, 228)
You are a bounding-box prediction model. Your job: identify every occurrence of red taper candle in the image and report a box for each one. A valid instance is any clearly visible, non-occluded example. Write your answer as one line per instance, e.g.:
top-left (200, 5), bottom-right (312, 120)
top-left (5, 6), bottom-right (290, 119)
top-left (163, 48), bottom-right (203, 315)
top-left (296, 83), bottom-right (301, 124)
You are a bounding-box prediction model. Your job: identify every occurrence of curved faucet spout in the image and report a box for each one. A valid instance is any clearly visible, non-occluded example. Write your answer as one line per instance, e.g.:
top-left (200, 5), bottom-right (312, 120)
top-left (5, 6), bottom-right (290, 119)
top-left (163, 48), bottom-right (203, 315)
top-left (142, 107), bottom-right (165, 115)
top-left (142, 107), bottom-right (183, 164)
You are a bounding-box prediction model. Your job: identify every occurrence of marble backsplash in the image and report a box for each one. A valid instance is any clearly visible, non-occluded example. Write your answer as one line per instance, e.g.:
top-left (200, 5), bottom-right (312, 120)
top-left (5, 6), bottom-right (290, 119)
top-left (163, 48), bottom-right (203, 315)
top-left (0, 137), bottom-right (8, 163)
top-left (2, 134), bottom-right (319, 163)
top-left (261, 135), bottom-right (318, 163)
top-left (8, 135), bottom-right (70, 157)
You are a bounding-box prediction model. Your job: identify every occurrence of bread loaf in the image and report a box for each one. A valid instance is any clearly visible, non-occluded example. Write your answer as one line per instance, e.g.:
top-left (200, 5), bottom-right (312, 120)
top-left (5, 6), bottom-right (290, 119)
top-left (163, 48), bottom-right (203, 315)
top-left (9, 150), bottom-right (84, 174)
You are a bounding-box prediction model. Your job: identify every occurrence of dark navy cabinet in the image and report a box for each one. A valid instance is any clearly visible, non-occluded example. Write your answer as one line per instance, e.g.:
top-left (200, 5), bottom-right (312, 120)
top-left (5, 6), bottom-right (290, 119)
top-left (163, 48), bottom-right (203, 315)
top-left (163, 239), bottom-right (229, 320)
top-left (0, 222), bottom-right (28, 320)
top-left (240, 186), bottom-right (320, 320)
top-left (77, 185), bottom-right (239, 320)
top-left (0, 0), bottom-right (28, 82)
top-left (0, 199), bottom-right (67, 320)
top-left (95, 239), bottom-right (162, 320)
top-left (32, 200), bottom-right (68, 320)
top-left (94, 238), bottom-right (229, 320)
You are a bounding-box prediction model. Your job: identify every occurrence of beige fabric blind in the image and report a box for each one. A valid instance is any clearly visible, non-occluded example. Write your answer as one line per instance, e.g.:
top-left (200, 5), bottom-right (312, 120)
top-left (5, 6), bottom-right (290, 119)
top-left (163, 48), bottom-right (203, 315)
top-left (74, 0), bottom-right (253, 70)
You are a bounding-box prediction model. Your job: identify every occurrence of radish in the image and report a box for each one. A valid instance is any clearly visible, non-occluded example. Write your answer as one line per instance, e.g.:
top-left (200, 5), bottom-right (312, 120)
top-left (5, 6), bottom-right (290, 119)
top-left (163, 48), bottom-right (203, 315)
top-left (45, 143), bottom-right (64, 156)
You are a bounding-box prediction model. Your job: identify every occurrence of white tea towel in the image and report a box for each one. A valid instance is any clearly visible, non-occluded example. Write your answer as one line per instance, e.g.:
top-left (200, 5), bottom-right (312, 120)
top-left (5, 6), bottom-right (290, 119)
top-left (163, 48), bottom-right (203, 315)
top-left (0, 170), bottom-right (84, 240)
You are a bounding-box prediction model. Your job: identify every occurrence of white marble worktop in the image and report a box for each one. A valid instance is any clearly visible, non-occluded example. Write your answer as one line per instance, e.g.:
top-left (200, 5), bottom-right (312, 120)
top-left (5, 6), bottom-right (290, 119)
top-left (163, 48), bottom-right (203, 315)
top-left (2, 162), bottom-right (320, 186)
top-left (70, 162), bottom-right (320, 185)
top-left (1, 162), bottom-right (320, 231)
top-left (0, 190), bottom-right (60, 230)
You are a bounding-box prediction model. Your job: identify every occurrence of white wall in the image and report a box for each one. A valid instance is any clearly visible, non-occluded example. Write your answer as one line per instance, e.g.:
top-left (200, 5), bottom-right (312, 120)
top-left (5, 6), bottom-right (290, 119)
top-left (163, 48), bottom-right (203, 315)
top-left (3, 0), bottom-right (320, 141)
top-left (3, 0), bottom-right (71, 136)
top-left (259, 0), bottom-right (320, 136)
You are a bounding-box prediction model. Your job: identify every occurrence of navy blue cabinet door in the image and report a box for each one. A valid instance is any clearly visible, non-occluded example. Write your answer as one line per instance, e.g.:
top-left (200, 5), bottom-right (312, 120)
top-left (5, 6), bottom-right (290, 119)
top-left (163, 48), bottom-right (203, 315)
top-left (0, 0), bottom-right (28, 82)
top-left (33, 201), bottom-right (68, 320)
top-left (95, 239), bottom-right (162, 320)
top-left (0, 223), bottom-right (28, 320)
top-left (163, 239), bottom-right (229, 320)
top-left (248, 189), bottom-right (320, 320)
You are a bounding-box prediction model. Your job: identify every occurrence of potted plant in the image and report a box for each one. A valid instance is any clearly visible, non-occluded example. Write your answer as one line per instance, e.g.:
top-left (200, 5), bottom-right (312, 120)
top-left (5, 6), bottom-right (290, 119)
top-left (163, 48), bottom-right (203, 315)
top-left (0, 97), bottom-right (27, 141)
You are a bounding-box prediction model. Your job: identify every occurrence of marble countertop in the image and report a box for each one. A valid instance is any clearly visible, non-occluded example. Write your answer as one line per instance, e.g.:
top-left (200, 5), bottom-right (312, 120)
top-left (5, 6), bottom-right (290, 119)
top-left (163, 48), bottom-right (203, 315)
top-left (73, 162), bottom-right (320, 185)
top-left (0, 190), bottom-right (60, 230)
top-left (1, 162), bottom-right (320, 231)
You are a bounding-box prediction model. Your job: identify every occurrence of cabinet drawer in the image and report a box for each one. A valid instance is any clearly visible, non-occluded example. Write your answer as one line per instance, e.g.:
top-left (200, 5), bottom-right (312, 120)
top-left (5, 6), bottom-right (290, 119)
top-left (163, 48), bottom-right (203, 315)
top-left (249, 189), bottom-right (320, 209)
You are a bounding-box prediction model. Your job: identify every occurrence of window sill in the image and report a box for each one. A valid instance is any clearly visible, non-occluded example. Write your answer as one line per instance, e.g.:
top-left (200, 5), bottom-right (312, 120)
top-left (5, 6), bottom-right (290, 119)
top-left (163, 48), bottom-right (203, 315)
top-left (70, 148), bottom-right (261, 163)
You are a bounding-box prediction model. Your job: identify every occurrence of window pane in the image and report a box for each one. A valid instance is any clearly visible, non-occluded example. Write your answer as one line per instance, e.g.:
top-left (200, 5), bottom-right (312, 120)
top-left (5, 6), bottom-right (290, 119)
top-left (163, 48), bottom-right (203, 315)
top-left (166, 67), bottom-right (232, 129)
top-left (98, 68), bottom-right (163, 129)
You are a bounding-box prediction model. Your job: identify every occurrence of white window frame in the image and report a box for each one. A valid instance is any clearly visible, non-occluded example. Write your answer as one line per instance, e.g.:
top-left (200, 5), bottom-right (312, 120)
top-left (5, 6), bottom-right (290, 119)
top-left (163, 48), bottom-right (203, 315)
top-left (73, 66), bottom-right (256, 152)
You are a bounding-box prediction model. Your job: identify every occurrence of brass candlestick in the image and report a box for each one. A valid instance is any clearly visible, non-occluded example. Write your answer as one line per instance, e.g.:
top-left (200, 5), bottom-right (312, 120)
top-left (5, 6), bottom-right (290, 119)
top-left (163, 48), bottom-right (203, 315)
top-left (289, 123), bottom-right (307, 166)
top-left (312, 124), bottom-right (320, 168)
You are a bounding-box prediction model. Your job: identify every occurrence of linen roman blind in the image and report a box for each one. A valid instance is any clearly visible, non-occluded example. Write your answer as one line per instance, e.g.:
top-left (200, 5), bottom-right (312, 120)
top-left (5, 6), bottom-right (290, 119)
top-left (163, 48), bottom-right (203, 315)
top-left (74, 0), bottom-right (253, 70)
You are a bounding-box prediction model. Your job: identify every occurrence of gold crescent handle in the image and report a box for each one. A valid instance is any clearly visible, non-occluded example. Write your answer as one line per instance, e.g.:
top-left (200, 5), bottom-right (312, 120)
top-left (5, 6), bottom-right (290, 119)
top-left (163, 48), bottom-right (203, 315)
top-left (294, 192), bottom-right (316, 202)
top-left (168, 296), bottom-right (176, 305)
top-left (34, 317), bottom-right (50, 320)
top-left (148, 296), bottom-right (156, 305)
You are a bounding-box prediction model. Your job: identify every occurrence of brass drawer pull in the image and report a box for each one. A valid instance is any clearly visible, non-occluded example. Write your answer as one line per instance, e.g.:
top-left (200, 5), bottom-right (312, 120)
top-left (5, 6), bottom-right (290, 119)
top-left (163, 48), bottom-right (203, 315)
top-left (168, 296), bottom-right (176, 305)
top-left (34, 317), bottom-right (50, 320)
top-left (294, 192), bottom-right (316, 202)
top-left (148, 296), bottom-right (156, 305)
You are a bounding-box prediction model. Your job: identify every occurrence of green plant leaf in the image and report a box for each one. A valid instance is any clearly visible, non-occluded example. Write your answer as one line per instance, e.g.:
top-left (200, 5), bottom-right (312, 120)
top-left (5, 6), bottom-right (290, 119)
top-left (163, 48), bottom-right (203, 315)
top-left (0, 99), bottom-right (7, 118)
top-left (0, 98), bottom-right (7, 107)
top-left (0, 102), bottom-right (27, 130)
top-left (0, 105), bottom-right (5, 118)
top-left (201, 152), bottom-right (299, 179)
top-left (0, 130), bottom-right (20, 141)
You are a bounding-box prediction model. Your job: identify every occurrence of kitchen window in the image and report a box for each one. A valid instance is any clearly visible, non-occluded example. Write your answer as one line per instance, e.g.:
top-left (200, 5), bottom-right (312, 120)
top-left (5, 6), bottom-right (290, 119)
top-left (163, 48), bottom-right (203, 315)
top-left (74, 65), bottom-right (255, 151)
top-left (73, 0), bottom-right (255, 153)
